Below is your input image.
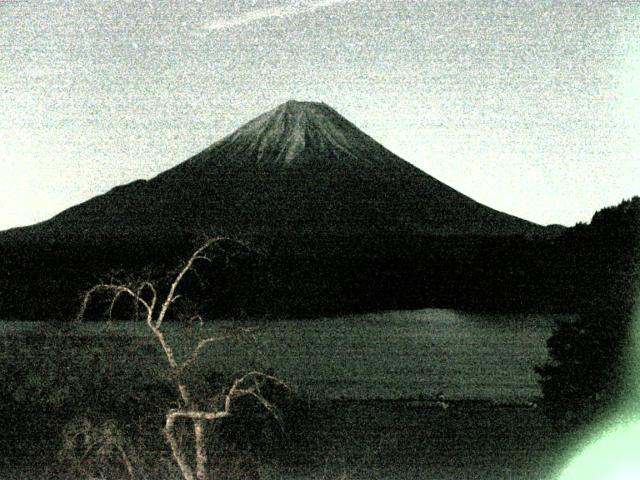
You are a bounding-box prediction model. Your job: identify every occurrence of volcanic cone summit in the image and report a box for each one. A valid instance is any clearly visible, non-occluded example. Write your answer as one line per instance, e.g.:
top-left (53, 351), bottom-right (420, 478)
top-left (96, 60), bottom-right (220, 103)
top-left (4, 101), bottom-right (546, 241)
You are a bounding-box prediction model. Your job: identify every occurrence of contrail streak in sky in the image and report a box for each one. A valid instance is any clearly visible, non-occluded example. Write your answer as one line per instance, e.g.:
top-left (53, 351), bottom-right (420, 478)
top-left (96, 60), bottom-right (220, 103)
top-left (201, 0), bottom-right (354, 30)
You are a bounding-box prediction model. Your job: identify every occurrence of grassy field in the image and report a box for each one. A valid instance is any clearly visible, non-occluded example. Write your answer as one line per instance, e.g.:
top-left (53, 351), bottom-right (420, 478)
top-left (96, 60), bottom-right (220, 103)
top-left (0, 309), bottom-right (571, 479)
top-left (0, 308), bottom-right (562, 401)
top-left (0, 400), bottom-right (575, 480)
top-left (276, 400), bottom-right (573, 480)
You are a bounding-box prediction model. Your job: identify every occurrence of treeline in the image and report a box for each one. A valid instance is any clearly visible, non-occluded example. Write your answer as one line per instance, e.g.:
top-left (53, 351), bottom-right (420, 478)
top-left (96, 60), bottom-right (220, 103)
top-left (0, 198), bottom-right (637, 321)
top-left (537, 196), bottom-right (639, 429)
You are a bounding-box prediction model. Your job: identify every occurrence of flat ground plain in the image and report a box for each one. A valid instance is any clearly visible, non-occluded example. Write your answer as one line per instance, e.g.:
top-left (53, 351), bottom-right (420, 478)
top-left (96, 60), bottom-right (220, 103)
top-left (1, 308), bottom-right (563, 400)
top-left (0, 309), bottom-right (579, 479)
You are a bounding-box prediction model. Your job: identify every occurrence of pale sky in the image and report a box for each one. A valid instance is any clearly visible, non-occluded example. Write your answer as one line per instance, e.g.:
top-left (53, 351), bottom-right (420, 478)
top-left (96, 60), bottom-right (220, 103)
top-left (1, 0), bottom-right (639, 230)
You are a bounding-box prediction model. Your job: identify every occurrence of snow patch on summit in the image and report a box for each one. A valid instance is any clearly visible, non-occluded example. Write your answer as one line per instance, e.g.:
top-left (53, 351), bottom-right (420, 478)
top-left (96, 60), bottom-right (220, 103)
top-left (280, 106), bottom-right (308, 163)
top-left (212, 100), bottom-right (370, 166)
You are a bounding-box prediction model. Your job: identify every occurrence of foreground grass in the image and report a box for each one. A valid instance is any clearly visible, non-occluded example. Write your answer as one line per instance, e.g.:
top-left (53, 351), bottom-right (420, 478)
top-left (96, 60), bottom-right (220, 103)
top-left (0, 309), bottom-right (560, 401)
top-left (0, 400), bottom-right (570, 480)
top-left (0, 310), bottom-right (567, 478)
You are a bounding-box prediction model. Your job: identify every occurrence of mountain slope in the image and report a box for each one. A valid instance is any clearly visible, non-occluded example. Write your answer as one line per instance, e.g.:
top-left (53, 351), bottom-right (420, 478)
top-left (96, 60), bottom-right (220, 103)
top-left (5, 100), bottom-right (545, 242)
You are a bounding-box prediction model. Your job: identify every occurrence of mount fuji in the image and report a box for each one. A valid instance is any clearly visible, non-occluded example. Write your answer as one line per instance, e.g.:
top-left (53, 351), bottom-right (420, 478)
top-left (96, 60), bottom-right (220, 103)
top-left (4, 100), bottom-right (546, 242)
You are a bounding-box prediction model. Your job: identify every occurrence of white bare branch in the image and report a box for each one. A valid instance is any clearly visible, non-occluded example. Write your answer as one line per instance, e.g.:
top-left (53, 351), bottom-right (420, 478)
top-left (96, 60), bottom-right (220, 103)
top-left (225, 371), bottom-right (289, 412)
top-left (180, 334), bottom-right (234, 371)
top-left (166, 372), bottom-right (287, 424)
top-left (192, 255), bottom-right (213, 263)
top-left (187, 314), bottom-right (205, 332)
top-left (155, 237), bottom-right (227, 329)
top-left (79, 238), bottom-right (281, 480)
top-left (162, 368), bottom-right (288, 480)
top-left (108, 289), bottom-right (126, 322)
top-left (136, 281), bottom-right (157, 314)
top-left (165, 413), bottom-right (196, 480)
top-left (77, 284), bottom-right (152, 322)
top-left (181, 325), bottom-right (260, 372)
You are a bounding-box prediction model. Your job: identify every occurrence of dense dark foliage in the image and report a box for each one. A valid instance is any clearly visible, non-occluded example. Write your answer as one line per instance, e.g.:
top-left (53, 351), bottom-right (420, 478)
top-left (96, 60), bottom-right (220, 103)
top-left (0, 229), bottom-right (566, 321)
top-left (0, 197), bottom-right (633, 321)
top-left (0, 324), bottom-right (165, 461)
top-left (537, 197), bottom-right (640, 429)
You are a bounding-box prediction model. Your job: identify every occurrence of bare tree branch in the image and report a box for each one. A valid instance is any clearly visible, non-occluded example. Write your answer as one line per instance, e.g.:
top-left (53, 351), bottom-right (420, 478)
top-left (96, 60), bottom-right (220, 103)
top-left (181, 326), bottom-right (260, 372)
top-left (180, 334), bottom-right (235, 371)
top-left (155, 237), bottom-right (227, 329)
top-left (77, 238), bottom-right (284, 480)
top-left (77, 284), bottom-right (152, 322)
top-left (136, 281), bottom-right (157, 314)
top-left (108, 289), bottom-right (126, 322)
top-left (165, 413), bottom-right (196, 480)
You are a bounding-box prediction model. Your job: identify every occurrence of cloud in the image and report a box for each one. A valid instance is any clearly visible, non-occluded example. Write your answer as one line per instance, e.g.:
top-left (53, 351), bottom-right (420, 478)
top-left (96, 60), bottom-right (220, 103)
top-left (201, 0), bottom-right (354, 30)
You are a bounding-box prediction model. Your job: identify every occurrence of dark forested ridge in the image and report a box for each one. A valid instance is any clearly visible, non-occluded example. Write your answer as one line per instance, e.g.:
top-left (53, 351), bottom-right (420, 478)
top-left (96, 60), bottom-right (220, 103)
top-left (0, 197), bottom-right (636, 321)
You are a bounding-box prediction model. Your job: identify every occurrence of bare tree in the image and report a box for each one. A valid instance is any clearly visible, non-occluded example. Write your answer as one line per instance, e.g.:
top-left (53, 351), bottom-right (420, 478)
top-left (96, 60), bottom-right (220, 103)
top-left (78, 237), bottom-right (286, 480)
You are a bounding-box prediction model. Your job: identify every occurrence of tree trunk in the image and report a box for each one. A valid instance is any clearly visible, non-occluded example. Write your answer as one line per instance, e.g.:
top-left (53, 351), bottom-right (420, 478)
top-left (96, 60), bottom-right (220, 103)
top-left (194, 418), bottom-right (209, 480)
top-left (165, 414), bottom-right (196, 480)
